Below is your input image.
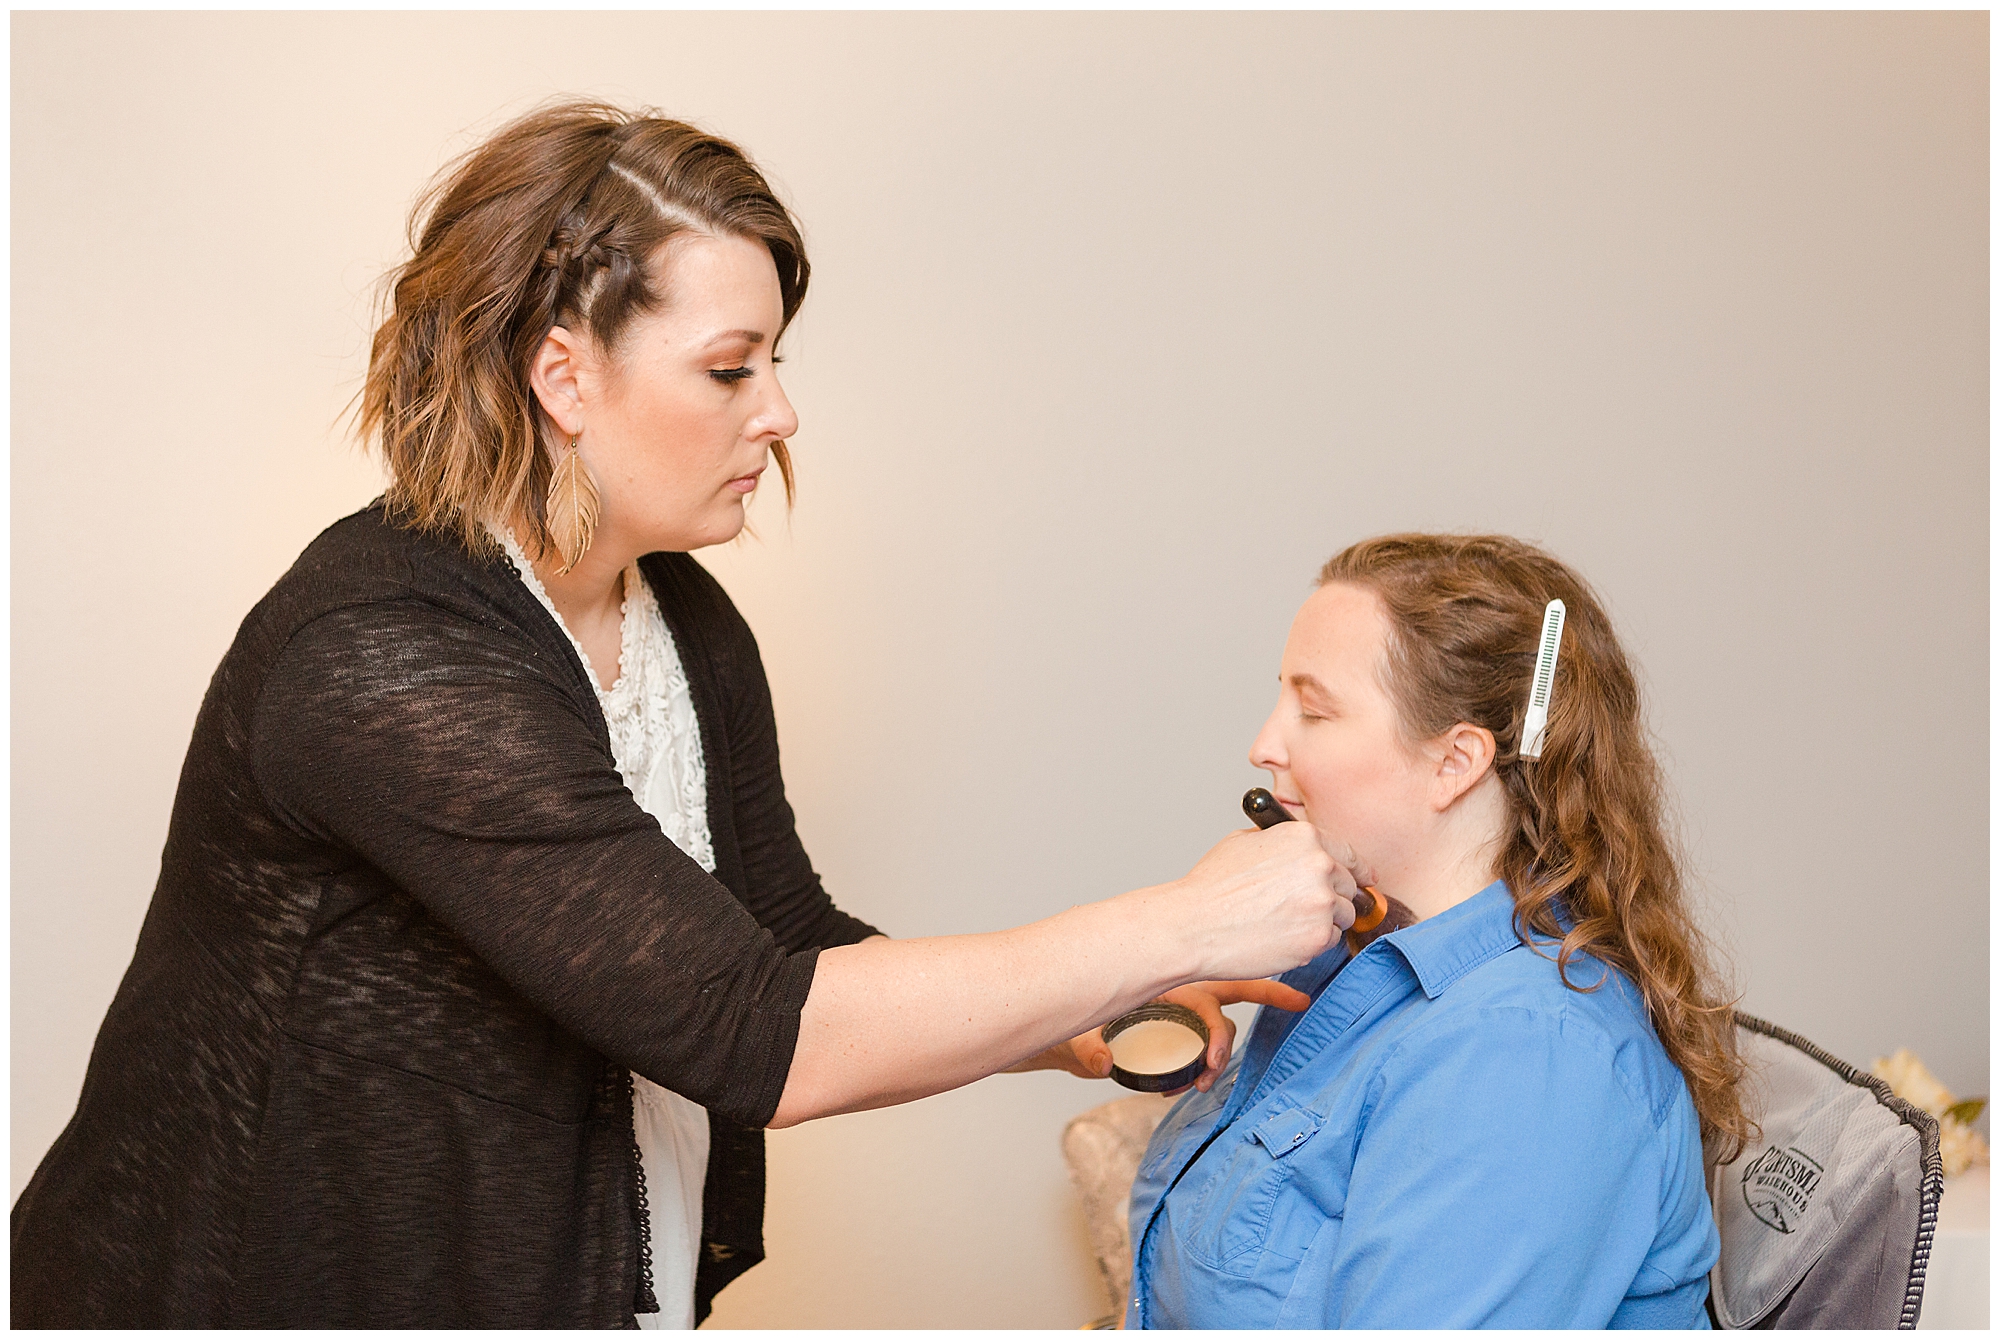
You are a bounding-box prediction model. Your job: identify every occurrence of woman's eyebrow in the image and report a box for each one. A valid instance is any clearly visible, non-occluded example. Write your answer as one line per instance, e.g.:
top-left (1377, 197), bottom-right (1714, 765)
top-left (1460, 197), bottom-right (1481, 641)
top-left (1289, 673), bottom-right (1339, 705)
top-left (703, 328), bottom-right (767, 349)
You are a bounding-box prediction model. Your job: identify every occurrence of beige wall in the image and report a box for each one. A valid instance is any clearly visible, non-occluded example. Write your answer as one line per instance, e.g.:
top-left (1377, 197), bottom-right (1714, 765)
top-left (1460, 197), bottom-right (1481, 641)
top-left (12, 11), bottom-right (1986, 1329)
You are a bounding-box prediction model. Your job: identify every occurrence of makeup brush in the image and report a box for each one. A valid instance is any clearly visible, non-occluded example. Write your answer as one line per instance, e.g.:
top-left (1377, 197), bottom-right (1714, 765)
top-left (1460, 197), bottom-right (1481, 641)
top-left (1242, 788), bottom-right (1413, 950)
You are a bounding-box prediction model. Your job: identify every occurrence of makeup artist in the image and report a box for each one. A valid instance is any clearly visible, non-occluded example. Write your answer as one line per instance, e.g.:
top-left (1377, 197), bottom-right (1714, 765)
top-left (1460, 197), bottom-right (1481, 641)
top-left (9, 103), bottom-right (1364, 1329)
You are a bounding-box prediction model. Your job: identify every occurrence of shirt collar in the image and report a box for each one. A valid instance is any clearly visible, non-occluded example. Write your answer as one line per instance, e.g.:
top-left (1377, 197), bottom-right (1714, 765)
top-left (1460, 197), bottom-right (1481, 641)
top-left (1375, 879), bottom-right (1524, 1000)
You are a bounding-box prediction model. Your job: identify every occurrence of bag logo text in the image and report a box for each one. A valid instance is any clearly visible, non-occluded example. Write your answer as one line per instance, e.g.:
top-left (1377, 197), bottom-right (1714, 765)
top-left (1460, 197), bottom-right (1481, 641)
top-left (1741, 1144), bottom-right (1824, 1234)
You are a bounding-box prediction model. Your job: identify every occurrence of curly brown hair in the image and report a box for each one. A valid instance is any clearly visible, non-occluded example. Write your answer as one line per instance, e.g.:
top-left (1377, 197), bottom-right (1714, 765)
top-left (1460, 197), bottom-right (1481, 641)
top-left (1321, 533), bottom-right (1749, 1160)
top-left (358, 101), bottom-right (808, 561)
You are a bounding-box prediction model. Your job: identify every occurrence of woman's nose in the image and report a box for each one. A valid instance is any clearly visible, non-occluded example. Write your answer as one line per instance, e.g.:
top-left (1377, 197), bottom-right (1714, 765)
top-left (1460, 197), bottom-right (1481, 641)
top-left (756, 372), bottom-right (800, 443)
top-left (1248, 705), bottom-right (1288, 773)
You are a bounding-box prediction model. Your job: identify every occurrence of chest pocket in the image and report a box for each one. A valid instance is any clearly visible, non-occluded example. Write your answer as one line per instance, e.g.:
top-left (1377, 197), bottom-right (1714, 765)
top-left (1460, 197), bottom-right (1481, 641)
top-left (1252, 1105), bottom-right (1322, 1158)
top-left (1171, 1097), bottom-right (1328, 1273)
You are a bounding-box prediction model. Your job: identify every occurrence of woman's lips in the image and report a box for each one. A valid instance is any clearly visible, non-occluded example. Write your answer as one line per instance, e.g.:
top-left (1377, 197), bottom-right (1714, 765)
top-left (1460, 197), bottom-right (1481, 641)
top-left (728, 468), bottom-right (764, 494)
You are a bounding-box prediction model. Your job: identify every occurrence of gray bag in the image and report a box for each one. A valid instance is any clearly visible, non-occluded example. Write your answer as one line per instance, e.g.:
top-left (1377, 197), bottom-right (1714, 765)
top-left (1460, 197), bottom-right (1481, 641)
top-left (1707, 1013), bottom-right (1944, 1328)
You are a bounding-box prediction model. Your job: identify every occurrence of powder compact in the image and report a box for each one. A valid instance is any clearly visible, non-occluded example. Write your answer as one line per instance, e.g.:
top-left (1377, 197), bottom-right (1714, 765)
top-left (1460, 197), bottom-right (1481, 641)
top-left (1103, 1002), bottom-right (1210, 1093)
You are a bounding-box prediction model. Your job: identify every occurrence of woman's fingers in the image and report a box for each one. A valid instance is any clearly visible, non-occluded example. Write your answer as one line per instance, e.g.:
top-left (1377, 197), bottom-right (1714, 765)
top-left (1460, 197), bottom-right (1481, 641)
top-left (1070, 1027), bottom-right (1112, 1079)
top-left (1164, 1013), bottom-right (1234, 1095)
top-left (1002, 1033), bottom-right (1109, 1078)
top-left (1195, 1013), bottom-right (1238, 1092)
top-left (1158, 984), bottom-right (1235, 1076)
top-left (1196, 978), bottom-right (1312, 1012)
top-left (1174, 823), bottom-right (1367, 979)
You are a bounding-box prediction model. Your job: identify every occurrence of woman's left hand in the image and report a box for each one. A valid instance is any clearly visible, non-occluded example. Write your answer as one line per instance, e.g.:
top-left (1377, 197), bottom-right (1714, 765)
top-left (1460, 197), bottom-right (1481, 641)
top-left (1007, 979), bottom-right (1312, 1093)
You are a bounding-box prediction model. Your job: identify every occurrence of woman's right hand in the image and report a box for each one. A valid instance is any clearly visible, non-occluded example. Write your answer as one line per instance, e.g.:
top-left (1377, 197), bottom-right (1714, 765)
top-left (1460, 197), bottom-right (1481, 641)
top-left (1156, 823), bottom-right (1372, 982)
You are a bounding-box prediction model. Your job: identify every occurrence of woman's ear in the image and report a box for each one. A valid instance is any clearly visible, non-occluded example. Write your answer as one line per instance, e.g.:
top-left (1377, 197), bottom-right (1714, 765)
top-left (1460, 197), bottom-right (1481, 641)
top-left (528, 325), bottom-right (588, 440)
top-left (1429, 722), bottom-right (1498, 812)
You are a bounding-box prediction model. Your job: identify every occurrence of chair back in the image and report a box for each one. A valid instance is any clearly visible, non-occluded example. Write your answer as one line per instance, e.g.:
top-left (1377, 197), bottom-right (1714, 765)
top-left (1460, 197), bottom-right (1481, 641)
top-left (1707, 1013), bottom-right (1943, 1328)
top-left (1061, 1093), bottom-right (1175, 1326)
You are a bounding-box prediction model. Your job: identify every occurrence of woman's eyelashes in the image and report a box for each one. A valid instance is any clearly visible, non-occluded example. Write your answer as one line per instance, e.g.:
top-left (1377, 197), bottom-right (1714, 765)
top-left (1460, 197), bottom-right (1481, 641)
top-left (707, 355), bottom-right (782, 387)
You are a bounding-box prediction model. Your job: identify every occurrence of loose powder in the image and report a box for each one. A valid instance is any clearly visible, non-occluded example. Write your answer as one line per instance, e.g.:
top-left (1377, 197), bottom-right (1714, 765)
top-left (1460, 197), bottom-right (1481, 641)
top-left (1109, 1019), bottom-right (1206, 1075)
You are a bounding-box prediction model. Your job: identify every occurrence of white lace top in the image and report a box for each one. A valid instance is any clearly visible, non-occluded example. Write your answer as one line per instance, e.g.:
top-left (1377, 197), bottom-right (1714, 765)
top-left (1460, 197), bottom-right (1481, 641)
top-left (493, 528), bottom-right (711, 1330)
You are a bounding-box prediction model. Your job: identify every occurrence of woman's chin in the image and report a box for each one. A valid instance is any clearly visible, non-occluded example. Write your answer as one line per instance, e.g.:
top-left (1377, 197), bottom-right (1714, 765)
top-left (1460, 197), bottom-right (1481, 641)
top-left (721, 496), bottom-right (756, 534)
top-left (651, 502), bottom-right (750, 554)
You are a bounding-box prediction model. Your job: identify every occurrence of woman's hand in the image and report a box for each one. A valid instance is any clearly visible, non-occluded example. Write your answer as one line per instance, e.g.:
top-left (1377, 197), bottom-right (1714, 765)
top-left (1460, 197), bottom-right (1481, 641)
top-left (1009, 979), bottom-right (1313, 1092)
top-left (1157, 823), bottom-right (1373, 982)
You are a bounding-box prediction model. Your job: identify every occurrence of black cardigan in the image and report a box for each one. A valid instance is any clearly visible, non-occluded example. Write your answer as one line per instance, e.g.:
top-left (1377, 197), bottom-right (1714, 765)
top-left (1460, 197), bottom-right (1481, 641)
top-left (10, 504), bottom-right (880, 1327)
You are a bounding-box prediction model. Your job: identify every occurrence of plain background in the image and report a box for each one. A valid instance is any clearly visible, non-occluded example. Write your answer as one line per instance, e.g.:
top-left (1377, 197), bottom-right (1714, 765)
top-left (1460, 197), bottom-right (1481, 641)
top-left (11, 11), bottom-right (1987, 1329)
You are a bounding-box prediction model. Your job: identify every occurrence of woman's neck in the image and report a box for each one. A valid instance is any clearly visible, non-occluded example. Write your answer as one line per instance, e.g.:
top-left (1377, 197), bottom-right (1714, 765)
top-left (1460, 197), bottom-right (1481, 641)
top-left (507, 517), bottom-right (634, 691)
top-left (532, 543), bottom-right (627, 626)
top-left (1378, 774), bottom-right (1512, 923)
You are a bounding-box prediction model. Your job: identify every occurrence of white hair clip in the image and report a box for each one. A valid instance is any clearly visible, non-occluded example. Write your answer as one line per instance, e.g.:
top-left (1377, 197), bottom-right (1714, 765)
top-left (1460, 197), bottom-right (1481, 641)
top-left (1519, 599), bottom-right (1566, 761)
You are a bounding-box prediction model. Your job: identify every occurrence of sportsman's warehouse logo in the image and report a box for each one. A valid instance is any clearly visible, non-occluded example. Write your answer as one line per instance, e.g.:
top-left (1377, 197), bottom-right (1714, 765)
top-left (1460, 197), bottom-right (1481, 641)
top-left (1741, 1144), bottom-right (1824, 1234)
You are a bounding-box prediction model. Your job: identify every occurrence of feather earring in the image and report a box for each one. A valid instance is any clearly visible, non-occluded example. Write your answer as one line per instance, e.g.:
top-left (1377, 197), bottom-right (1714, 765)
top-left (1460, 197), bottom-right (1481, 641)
top-left (544, 435), bottom-right (600, 575)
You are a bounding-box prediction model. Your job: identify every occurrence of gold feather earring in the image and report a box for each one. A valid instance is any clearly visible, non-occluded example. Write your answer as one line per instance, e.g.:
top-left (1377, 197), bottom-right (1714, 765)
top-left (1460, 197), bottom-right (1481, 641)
top-left (545, 435), bottom-right (600, 575)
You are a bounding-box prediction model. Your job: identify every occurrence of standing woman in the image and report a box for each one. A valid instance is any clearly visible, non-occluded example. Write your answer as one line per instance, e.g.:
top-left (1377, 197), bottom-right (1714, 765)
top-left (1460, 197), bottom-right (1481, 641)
top-left (10, 102), bottom-right (1357, 1328)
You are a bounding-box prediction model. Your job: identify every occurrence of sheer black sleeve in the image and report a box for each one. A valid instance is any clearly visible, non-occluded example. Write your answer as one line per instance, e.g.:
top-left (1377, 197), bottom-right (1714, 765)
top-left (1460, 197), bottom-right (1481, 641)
top-left (250, 598), bottom-right (814, 1129)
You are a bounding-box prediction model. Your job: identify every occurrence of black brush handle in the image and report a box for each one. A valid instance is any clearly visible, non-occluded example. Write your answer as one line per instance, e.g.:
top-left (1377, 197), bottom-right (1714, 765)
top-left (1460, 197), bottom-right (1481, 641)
top-left (1242, 787), bottom-right (1292, 829)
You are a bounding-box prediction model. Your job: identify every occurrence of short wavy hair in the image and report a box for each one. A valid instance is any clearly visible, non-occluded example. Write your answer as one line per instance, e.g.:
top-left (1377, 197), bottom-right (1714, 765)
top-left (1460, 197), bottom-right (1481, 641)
top-left (358, 101), bottom-right (807, 560)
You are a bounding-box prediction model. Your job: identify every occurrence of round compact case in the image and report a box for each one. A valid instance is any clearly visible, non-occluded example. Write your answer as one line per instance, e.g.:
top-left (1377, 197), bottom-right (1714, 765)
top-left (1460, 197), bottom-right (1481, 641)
top-left (1102, 1002), bottom-right (1211, 1093)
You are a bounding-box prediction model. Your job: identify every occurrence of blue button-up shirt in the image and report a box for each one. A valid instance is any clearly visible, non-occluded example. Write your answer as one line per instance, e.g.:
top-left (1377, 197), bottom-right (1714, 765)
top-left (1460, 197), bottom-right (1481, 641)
top-left (1127, 881), bottom-right (1718, 1329)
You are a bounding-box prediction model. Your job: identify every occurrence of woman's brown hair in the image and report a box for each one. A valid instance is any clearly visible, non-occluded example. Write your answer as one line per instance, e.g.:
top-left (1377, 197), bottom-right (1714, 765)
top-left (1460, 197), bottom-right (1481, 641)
top-left (1321, 533), bottom-right (1749, 1159)
top-left (358, 101), bottom-right (807, 559)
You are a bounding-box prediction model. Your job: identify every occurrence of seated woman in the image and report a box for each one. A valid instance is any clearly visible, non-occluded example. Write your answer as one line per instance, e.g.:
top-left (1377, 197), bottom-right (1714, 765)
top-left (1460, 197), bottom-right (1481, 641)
top-left (1126, 533), bottom-right (1744, 1329)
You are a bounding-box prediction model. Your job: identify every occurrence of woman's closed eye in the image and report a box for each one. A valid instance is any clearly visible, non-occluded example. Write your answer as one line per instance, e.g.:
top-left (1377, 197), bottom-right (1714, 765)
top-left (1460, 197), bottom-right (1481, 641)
top-left (708, 355), bottom-right (782, 387)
